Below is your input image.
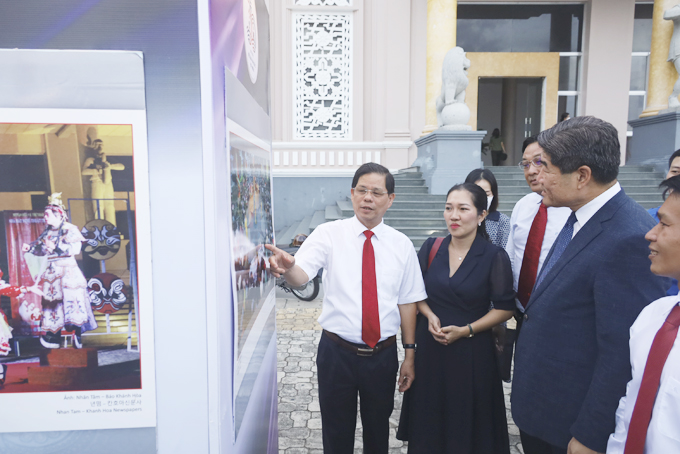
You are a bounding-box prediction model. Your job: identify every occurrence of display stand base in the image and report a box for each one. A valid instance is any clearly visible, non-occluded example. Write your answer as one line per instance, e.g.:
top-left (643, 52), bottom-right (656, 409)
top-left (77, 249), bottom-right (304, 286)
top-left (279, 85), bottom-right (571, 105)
top-left (28, 348), bottom-right (98, 386)
top-left (628, 112), bottom-right (680, 172)
top-left (413, 129), bottom-right (486, 195)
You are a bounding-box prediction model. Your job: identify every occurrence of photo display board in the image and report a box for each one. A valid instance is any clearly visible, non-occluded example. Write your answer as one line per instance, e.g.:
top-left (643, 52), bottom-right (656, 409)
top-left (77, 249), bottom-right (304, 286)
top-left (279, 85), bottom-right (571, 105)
top-left (0, 107), bottom-right (156, 433)
top-left (227, 119), bottom-right (276, 438)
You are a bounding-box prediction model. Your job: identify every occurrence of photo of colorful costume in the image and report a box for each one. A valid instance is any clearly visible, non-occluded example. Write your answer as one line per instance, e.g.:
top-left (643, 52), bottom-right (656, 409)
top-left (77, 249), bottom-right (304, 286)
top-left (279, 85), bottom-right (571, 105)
top-left (0, 270), bottom-right (28, 385)
top-left (23, 193), bottom-right (98, 349)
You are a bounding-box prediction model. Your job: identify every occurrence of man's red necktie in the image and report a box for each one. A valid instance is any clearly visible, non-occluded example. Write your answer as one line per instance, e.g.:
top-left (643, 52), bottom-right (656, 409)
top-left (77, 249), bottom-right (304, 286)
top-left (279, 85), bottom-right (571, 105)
top-left (624, 304), bottom-right (680, 454)
top-left (362, 230), bottom-right (380, 348)
top-left (517, 203), bottom-right (548, 307)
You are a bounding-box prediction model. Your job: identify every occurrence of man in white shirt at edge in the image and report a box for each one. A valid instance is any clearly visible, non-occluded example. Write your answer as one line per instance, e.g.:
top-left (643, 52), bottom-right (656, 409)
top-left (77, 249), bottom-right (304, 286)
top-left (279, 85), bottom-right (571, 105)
top-left (267, 162), bottom-right (427, 454)
top-left (505, 136), bottom-right (571, 326)
top-left (607, 174), bottom-right (680, 454)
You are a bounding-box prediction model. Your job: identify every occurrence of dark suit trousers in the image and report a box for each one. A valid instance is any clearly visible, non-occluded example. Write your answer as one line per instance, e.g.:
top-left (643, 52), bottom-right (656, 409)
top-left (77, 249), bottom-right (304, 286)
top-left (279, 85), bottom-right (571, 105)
top-left (516, 315), bottom-right (567, 454)
top-left (317, 331), bottom-right (399, 454)
top-left (520, 430), bottom-right (567, 454)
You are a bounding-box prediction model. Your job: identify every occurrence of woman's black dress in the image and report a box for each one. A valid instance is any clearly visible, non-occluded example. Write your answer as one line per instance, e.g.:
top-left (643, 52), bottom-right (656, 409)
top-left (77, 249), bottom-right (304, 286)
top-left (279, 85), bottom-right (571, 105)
top-left (397, 234), bottom-right (515, 454)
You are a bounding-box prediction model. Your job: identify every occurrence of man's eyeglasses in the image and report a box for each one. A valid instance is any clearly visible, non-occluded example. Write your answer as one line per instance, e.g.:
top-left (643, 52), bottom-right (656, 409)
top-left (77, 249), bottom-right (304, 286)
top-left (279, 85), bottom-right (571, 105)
top-left (354, 187), bottom-right (389, 198)
top-left (518, 157), bottom-right (544, 170)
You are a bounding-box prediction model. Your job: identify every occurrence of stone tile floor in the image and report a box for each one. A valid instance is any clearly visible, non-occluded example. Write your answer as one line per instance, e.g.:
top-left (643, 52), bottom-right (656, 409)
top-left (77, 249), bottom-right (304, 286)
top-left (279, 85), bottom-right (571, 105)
top-left (276, 288), bottom-right (524, 454)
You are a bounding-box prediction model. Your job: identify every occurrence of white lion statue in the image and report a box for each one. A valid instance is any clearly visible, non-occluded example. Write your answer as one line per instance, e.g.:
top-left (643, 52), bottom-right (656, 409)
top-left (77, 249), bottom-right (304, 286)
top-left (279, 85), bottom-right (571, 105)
top-left (436, 47), bottom-right (472, 131)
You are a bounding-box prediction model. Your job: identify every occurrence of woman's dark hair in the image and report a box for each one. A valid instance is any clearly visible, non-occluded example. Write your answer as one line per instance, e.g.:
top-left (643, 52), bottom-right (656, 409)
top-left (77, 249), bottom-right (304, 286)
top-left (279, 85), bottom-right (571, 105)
top-left (560, 112), bottom-right (570, 122)
top-left (492, 128), bottom-right (500, 138)
top-left (446, 183), bottom-right (489, 240)
top-left (464, 168), bottom-right (499, 213)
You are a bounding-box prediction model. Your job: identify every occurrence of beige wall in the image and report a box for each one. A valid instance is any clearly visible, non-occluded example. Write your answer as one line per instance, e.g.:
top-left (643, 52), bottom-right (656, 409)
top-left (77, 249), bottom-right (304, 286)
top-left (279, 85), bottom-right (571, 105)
top-left (0, 134), bottom-right (44, 154)
top-left (460, 0), bottom-right (637, 159)
top-left (0, 193), bottom-right (35, 211)
top-left (0, 124), bottom-right (133, 224)
top-left (271, 0), bottom-right (640, 173)
top-left (465, 52), bottom-right (560, 132)
top-left (270, 0), bottom-right (418, 172)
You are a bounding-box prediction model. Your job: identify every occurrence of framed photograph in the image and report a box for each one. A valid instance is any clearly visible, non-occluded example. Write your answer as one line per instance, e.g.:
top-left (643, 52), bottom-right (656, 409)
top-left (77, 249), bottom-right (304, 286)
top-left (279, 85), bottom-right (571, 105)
top-left (227, 119), bottom-right (276, 436)
top-left (0, 107), bottom-right (156, 433)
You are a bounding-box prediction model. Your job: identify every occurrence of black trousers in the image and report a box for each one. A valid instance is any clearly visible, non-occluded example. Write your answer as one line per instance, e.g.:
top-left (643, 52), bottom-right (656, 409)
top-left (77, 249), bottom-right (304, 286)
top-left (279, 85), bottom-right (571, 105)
top-left (520, 430), bottom-right (567, 454)
top-left (492, 150), bottom-right (504, 166)
top-left (317, 331), bottom-right (399, 454)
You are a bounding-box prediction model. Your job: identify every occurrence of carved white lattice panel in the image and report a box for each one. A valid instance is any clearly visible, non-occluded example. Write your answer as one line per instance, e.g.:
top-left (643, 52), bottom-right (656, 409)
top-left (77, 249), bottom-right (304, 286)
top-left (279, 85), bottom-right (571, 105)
top-left (295, 0), bottom-right (351, 6)
top-left (294, 13), bottom-right (352, 139)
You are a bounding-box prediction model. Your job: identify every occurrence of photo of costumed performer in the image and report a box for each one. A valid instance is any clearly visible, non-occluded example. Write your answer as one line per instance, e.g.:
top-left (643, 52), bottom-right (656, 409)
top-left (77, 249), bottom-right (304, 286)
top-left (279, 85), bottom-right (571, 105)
top-left (22, 193), bottom-right (97, 349)
top-left (0, 271), bottom-right (31, 387)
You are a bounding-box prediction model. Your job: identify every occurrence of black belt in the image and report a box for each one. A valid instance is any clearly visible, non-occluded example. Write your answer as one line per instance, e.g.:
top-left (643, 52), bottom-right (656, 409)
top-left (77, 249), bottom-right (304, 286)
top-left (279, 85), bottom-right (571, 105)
top-left (323, 330), bottom-right (396, 357)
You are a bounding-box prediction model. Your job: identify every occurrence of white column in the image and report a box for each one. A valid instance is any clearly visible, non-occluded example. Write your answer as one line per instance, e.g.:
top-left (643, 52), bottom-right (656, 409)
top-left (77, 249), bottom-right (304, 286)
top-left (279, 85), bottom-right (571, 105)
top-left (581, 0), bottom-right (636, 161)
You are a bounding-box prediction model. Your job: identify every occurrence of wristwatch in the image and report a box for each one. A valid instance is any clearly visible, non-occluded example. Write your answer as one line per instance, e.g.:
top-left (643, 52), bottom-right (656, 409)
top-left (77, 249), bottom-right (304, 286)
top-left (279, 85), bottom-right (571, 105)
top-left (467, 324), bottom-right (474, 338)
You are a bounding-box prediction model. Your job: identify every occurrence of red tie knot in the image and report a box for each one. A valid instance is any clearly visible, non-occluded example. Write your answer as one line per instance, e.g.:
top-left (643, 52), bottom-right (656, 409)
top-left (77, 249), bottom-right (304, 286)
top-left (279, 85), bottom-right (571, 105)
top-left (364, 230), bottom-right (374, 240)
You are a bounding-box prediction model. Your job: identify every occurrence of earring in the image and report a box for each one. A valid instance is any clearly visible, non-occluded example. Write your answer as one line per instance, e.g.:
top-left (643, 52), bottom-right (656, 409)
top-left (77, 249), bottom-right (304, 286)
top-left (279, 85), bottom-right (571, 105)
top-left (478, 222), bottom-right (482, 226)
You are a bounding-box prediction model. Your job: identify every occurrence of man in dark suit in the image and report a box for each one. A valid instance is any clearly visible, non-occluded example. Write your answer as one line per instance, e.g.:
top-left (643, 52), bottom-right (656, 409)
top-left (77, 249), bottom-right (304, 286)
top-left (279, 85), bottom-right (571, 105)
top-left (511, 116), bottom-right (668, 454)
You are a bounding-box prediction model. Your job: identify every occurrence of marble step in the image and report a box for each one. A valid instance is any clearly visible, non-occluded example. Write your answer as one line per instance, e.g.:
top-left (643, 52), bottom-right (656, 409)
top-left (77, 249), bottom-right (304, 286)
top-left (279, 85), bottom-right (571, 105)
top-left (309, 210), bottom-right (326, 229)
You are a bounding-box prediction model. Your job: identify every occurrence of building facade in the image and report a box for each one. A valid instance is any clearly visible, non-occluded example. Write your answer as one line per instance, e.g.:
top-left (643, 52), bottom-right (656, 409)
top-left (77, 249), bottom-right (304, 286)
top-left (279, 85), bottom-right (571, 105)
top-left (270, 0), bottom-right (664, 233)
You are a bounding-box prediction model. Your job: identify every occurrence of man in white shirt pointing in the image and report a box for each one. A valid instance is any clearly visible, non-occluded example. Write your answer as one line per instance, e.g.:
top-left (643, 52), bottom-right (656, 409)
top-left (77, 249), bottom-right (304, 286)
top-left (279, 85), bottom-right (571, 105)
top-left (607, 174), bottom-right (680, 454)
top-left (267, 162), bottom-right (427, 454)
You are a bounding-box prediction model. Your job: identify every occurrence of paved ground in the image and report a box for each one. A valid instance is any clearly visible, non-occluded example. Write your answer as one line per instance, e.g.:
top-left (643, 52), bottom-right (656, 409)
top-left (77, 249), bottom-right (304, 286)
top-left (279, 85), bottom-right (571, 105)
top-left (276, 286), bottom-right (524, 454)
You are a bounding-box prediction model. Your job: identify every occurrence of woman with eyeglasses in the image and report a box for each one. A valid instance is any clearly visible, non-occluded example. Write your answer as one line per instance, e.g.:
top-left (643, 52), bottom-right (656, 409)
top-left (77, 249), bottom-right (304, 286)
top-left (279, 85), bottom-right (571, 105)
top-left (397, 182), bottom-right (514, 453)
top-left (465, 169), bottom-right (510, 249)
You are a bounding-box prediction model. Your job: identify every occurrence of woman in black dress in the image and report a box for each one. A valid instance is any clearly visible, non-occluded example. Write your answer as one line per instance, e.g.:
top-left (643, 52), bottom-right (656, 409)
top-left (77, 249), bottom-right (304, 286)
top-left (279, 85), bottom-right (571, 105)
top-left (398, 183), bottom-right (515, 453)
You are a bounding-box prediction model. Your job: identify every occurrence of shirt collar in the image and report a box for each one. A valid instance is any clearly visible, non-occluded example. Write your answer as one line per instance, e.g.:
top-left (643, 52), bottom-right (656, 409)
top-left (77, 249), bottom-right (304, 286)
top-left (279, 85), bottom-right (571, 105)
top-left (350, 215), bottom-right (386, 239)
top-left (486, 211), bottom-right (501, 222)
top-left (574, 181), bottom-right (621, 229)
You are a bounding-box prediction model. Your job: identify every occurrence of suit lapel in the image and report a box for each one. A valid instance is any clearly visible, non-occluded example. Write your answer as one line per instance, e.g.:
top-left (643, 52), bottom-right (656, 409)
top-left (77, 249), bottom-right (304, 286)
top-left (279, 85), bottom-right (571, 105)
top-left (525, 190), bottom-right (626, 310)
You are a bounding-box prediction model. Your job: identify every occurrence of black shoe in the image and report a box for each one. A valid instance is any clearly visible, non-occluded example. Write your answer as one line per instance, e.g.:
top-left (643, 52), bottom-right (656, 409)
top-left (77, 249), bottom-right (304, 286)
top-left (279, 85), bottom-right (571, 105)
top-left (68, 326), bottom-right (83, 349)
top-left (40, 331), bottom-right (61, 349)
top-left (73, 333), bottom-right (82, 349)
top-left (40, 336), bottom-right (60, 349)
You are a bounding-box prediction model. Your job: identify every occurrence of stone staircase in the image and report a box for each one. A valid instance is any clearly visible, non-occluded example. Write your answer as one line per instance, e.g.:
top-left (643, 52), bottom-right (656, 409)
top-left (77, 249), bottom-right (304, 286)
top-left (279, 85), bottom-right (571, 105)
top-left (275, 168), bottom-right (448, 248)
top-left (489, 165), bottom-right (666, 216)
top-left (275, 165), bottom-right (666, 249)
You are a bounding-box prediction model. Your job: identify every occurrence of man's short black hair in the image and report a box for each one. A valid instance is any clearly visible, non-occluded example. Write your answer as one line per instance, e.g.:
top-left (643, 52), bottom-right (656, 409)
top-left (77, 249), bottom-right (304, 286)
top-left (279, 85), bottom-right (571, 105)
top-left (536, 116), bottom-right (620, 184)
top-left (661, 174), bottom-right (680, 200)
top-left (522, 136), bottom-right (538, 153)
top-left (351, 162), bottom-right (395, 194)
top-left (669, 149), bottom-right (680, 168)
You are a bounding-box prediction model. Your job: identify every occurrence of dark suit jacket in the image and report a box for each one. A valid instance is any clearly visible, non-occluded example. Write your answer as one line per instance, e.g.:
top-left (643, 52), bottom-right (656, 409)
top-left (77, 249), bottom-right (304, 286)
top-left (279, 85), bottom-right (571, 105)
top-left (511, 189), bottom-right (668, 452)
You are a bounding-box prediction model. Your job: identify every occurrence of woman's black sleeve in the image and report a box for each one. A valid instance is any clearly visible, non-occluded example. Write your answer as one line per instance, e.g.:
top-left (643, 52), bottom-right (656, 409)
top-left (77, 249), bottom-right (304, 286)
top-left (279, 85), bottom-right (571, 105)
top-left (489, 248), bottom-right (516, 311)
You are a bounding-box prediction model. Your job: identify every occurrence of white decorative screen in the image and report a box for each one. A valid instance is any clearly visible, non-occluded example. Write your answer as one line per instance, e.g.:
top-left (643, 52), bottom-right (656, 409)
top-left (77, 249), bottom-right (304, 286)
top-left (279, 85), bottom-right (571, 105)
top-left (294, 13), bottom-right (352, 139)
top-left (295, 0), bottom-right (351, 6)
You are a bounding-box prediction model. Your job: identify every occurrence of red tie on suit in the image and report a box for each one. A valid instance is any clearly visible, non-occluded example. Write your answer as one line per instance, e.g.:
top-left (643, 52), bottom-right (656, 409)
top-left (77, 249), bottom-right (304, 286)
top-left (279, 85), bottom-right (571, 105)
top-left (362, 230), bottom-right (380, 348)
top-left (517, 203), bottom-right (548, 307)
top-left (624, 304), bottom-right (680, 454)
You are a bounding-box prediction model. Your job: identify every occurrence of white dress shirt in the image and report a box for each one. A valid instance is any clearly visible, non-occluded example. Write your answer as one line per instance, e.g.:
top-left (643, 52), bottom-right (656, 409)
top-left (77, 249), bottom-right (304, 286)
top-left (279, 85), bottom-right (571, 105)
top-left (572, 182), bottom-right (621, 238)
top-left (294, 216), bottom-right (428, 344)
top-left (607, 294), bottom-right (680, 454)
top-left (505, 192), bottom-right (572, 311)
